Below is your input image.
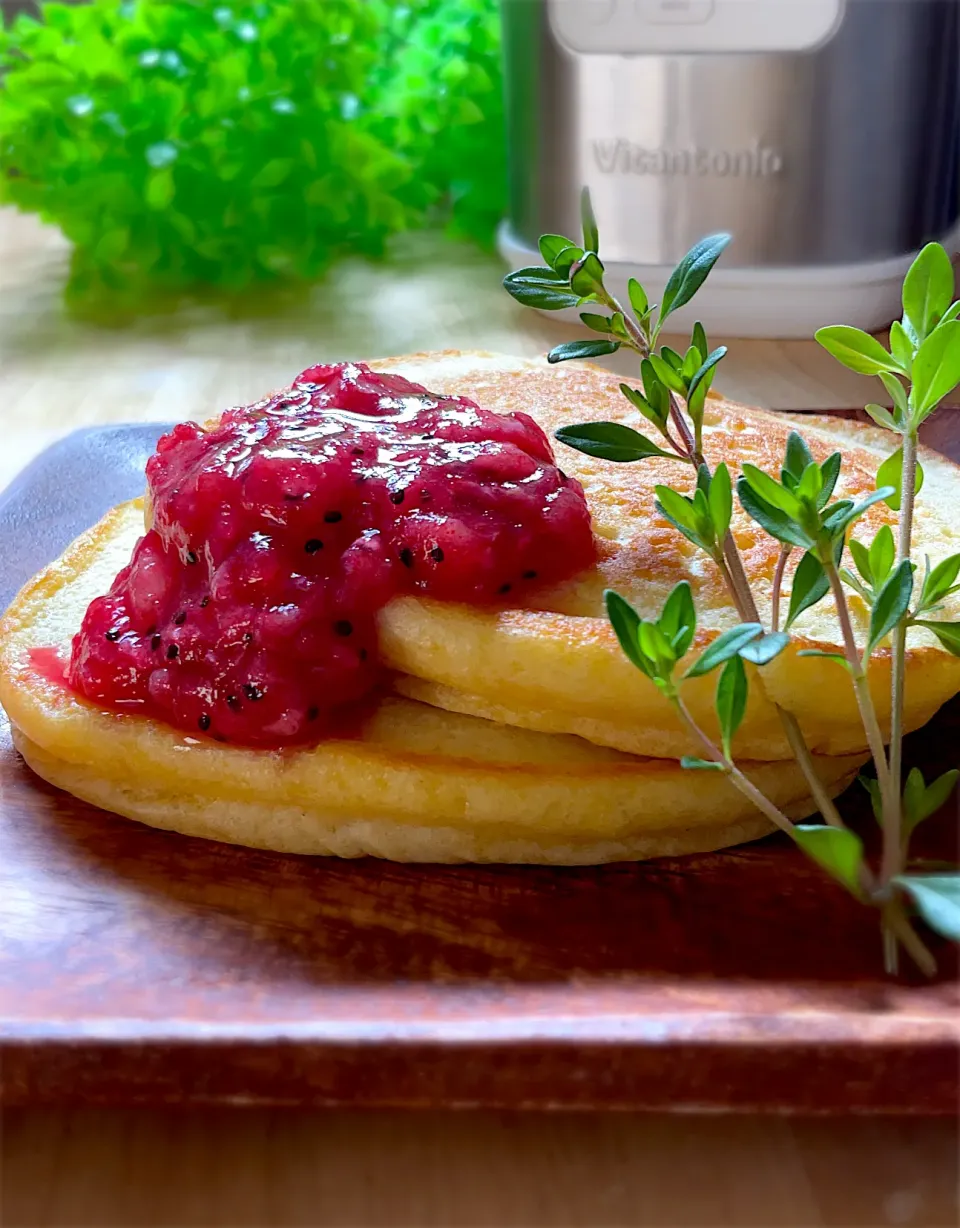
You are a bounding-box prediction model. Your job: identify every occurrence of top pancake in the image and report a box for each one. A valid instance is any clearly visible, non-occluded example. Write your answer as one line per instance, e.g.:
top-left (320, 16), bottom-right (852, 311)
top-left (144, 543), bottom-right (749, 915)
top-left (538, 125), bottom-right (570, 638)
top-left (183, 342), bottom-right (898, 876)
top-left (361, 352), bottom-right (960, 759)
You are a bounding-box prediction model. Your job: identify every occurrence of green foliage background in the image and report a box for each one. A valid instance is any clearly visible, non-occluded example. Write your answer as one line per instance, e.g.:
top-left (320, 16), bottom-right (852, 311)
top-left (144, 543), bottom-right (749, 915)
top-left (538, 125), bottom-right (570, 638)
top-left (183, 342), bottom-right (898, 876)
top-left (0, 0), bottom-right (505, 313)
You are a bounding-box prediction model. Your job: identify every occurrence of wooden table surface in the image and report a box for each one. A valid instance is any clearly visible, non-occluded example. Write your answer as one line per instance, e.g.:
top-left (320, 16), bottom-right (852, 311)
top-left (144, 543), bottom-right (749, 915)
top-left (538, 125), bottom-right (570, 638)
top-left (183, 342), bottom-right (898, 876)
top-left (1, 208), bottom-right (957, 1228)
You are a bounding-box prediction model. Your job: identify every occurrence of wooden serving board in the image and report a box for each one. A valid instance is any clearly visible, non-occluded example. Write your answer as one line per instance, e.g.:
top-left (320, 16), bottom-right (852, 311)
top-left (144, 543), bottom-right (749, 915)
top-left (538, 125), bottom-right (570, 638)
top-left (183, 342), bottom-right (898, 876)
top-left (1, 419), bottom-right (958, 1113)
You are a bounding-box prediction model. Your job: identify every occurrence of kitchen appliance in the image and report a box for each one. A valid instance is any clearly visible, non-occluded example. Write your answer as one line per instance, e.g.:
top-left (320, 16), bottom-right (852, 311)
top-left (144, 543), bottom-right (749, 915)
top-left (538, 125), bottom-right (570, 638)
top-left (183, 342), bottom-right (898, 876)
top-left (499, 0), bottom-right (960, 337)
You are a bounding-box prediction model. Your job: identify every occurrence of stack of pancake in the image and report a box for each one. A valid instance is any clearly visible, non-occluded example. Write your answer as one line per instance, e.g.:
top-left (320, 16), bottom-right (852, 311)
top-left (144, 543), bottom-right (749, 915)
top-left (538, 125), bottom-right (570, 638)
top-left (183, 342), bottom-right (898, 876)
top-left (2, 352), bottom-right (959, 863)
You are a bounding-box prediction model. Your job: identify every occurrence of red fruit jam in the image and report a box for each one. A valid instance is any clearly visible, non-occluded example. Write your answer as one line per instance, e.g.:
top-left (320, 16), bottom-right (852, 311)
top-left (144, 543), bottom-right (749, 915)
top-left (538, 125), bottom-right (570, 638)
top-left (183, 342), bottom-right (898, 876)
top-left (68, 363), bottom-right (596, 746)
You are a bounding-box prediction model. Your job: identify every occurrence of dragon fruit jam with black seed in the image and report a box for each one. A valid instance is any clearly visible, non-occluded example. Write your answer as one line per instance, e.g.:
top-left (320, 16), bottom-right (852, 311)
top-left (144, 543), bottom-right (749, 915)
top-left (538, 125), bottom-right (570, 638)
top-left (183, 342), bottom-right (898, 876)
top-left (67, 363), bottom-right (596, 746)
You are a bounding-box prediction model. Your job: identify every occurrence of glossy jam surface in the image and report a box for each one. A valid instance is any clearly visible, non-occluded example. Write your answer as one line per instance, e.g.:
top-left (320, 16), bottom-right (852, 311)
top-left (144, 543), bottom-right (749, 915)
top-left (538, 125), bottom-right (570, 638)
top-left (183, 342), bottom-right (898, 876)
top-left (68, 363), bottom-right (596, 746)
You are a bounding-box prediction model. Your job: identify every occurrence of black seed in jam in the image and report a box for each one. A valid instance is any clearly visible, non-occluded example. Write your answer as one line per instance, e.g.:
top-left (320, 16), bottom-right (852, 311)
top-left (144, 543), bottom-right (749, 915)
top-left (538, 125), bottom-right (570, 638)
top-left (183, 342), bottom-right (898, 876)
top-left (166, 644), bottom-right (179, 660)
top-left (105, 629), bottom-right (120, 642)
top-left (304, 539), bottom-right (323, 554)
top-left (307, 706), bottom-right (319, 721)
top-left (389, 489), bottom-right (405, 505)
top-left (323, 510), bottom-right (343, 523)
top-left (243, 632), bottom-right (253, 644)
top-left (284, 493), bottom-right (302, 502)
top-left (151, 634), bottom-right (161, 651)
top-left (429, 547), bottom-right (445, 563)
top-left (351, 446), bottom-right (364, 456)
top-left (244, 683), bottom-right (263, 701)
top-left (185, 550), bottom-right (198, 565)
top-left (420, 490), bottom-right (432, 501)
top-left (200, 596), bottom-right (210, 608)
top-left (334, 620), bottom-right (353, 637)
top-left (523, 569), bottom-right (537, 580)
top-left (198, 713), bottom-right (211, 732)
top-left (226, 694), bottom-right (241, 710)
top-left (498, 583), bottom-right (512, 595)
top-left (399, 548), bottom-right (414, 568)
top-left (173, 611), bottom-right (186, 626)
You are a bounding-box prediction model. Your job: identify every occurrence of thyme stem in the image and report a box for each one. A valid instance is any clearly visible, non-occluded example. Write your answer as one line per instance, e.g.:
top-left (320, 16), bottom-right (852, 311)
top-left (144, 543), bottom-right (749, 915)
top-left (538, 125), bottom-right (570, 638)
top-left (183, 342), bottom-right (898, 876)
top-left (884, 429), bottom-right (918, 887)
top-left (613, 285), bottom-right (851, 839)
top-left (671, 696), bottom-right (798, 837)
top-left (883, 896), bottom-right (936, 977)
top-left (824, 560), bottom-right (891, 793)
top-left (771, 546), bottom-right (792, 634)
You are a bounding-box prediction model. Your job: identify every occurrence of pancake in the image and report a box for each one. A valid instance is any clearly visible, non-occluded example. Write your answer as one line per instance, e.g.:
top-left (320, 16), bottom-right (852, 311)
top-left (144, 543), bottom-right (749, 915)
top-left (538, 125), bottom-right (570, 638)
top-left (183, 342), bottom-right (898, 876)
top-left (0, 502), bottom-right (864, 864)
top-left (360, 352), bottom-right (960, 759)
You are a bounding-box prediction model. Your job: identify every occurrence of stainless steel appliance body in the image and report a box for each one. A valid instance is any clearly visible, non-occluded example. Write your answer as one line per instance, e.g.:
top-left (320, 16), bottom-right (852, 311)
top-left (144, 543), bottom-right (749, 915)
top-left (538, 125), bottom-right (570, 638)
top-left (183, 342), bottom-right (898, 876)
top-left (500, 0), bottom-right (960, 336)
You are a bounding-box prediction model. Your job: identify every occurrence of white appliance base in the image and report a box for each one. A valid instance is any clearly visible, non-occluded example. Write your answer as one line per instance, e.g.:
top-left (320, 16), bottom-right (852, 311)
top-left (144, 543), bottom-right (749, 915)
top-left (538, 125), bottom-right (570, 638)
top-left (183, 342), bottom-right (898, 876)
top-left (498, 222), bottom-right (960, 340)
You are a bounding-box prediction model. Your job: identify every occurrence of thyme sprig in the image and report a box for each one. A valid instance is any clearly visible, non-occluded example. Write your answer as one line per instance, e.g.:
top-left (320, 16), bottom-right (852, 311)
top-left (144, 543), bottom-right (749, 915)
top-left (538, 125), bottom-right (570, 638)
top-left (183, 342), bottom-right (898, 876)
top-left (504, 192), bottom-right (960, 973)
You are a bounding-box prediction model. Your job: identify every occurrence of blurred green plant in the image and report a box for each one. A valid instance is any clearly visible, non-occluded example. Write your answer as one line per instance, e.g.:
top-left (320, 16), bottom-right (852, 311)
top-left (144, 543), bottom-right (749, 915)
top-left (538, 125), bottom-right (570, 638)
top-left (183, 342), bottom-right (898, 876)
top-left (0, 0), bottom-right (505, 315)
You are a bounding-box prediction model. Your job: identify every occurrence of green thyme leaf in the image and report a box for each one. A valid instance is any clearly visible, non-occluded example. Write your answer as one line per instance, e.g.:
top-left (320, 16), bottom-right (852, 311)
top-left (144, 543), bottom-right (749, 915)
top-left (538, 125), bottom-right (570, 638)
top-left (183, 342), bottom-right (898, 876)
top-left (740, 465), bottom-right (803, 518)
top-left (911, 320), bottom-right (960, 420)
top-left (716, 654), bottom-right (747, 758)
top-left (554, 421), bottom-right (672, 462)
top-left (649, 353), bottom-right (687, 396)
top-left (904, 769), bottom-right (959, 836)
top-left (569, 252), bottom-right (605, 298)
top-left (692, 322), bottom-right (708, 366)
top-left (889, 320), bottom-right (915, 372)
top-left (867, 560), bottom-right (914, 655)
top-left (737, 478), bottom-right (814, 548)
top-left (656, 486), bottom-right (711, 549)
top-left (869, 524), bottom-right (895, 587)
top-left (681, 345), bottom-right (702, 383)
top-left (823, 488), bottom-right (896, 535)
top-left (814, 325), bottom-right (901, 376)
top-left (896, 873), bottom-right (960, 941)
top-left (797, 649), bottom-right (851, 670)
top-left (902, 241), bottom-right (955, 343)
top-left (859, 774), bottom-right (883, 823)
top-left (547, 339), bottom-right (620, 365)
top-left (739, 631), bottom-right (790, 666)
top-left (621, 380), bottom-right (667, 434)
top-left (640, 358), bottom-right (671, 421)
top-left (783, 431), bottom-right (815, 484)
top-left (659, 233), bottom-right (731, 325)
top-left (620, 383), bottom-right (667, 430)
top-left (864, 403), bottom-right (898, 432)
top-left (627, 277), bottom-right (648, 319)
top-left (503, 268), bottom-right (579, 311)
top-left (580, 312), bottom-right (616, 334)
top-left (795, 460), bottom-right (824, 505)
top-left (849, 538), bottom-right (873, 585)
top-left (920, 552), bottom-right (960, 610)
top-left (539, 234), bottom-right (576, 269)
top-left (659, 580), bottom-right (697, 660)
top-left (555, 246), bottom-right (584, 277)
top-left (840, 568), bottom-right (872, 604)
top-left (680, 756), bottom-right (725, 771)
top-left (817, 453), bottom-right (842, 508)
top-left (708, 462), bottom-right (733, 542)
top-left (639, 620), bottom-right (677, 674)
top-left (914, 620), bottom-right (960, 655)
top-left (580, 185), bottom-right (599, 253)
top-left (879, 371), bottom-right (910, 421)
top-left (604, 589), bottom-right (649, 675)
top-left (794, 825), bottom-right (863, 896)
top-left (684, 623), bottom-right (763, 678)
top-left (687, 346), bottom-right (727, 410)
top-left (785, 550), bottom-right (830, 629)
top-left (876, 445), bottom-right (925, 511)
